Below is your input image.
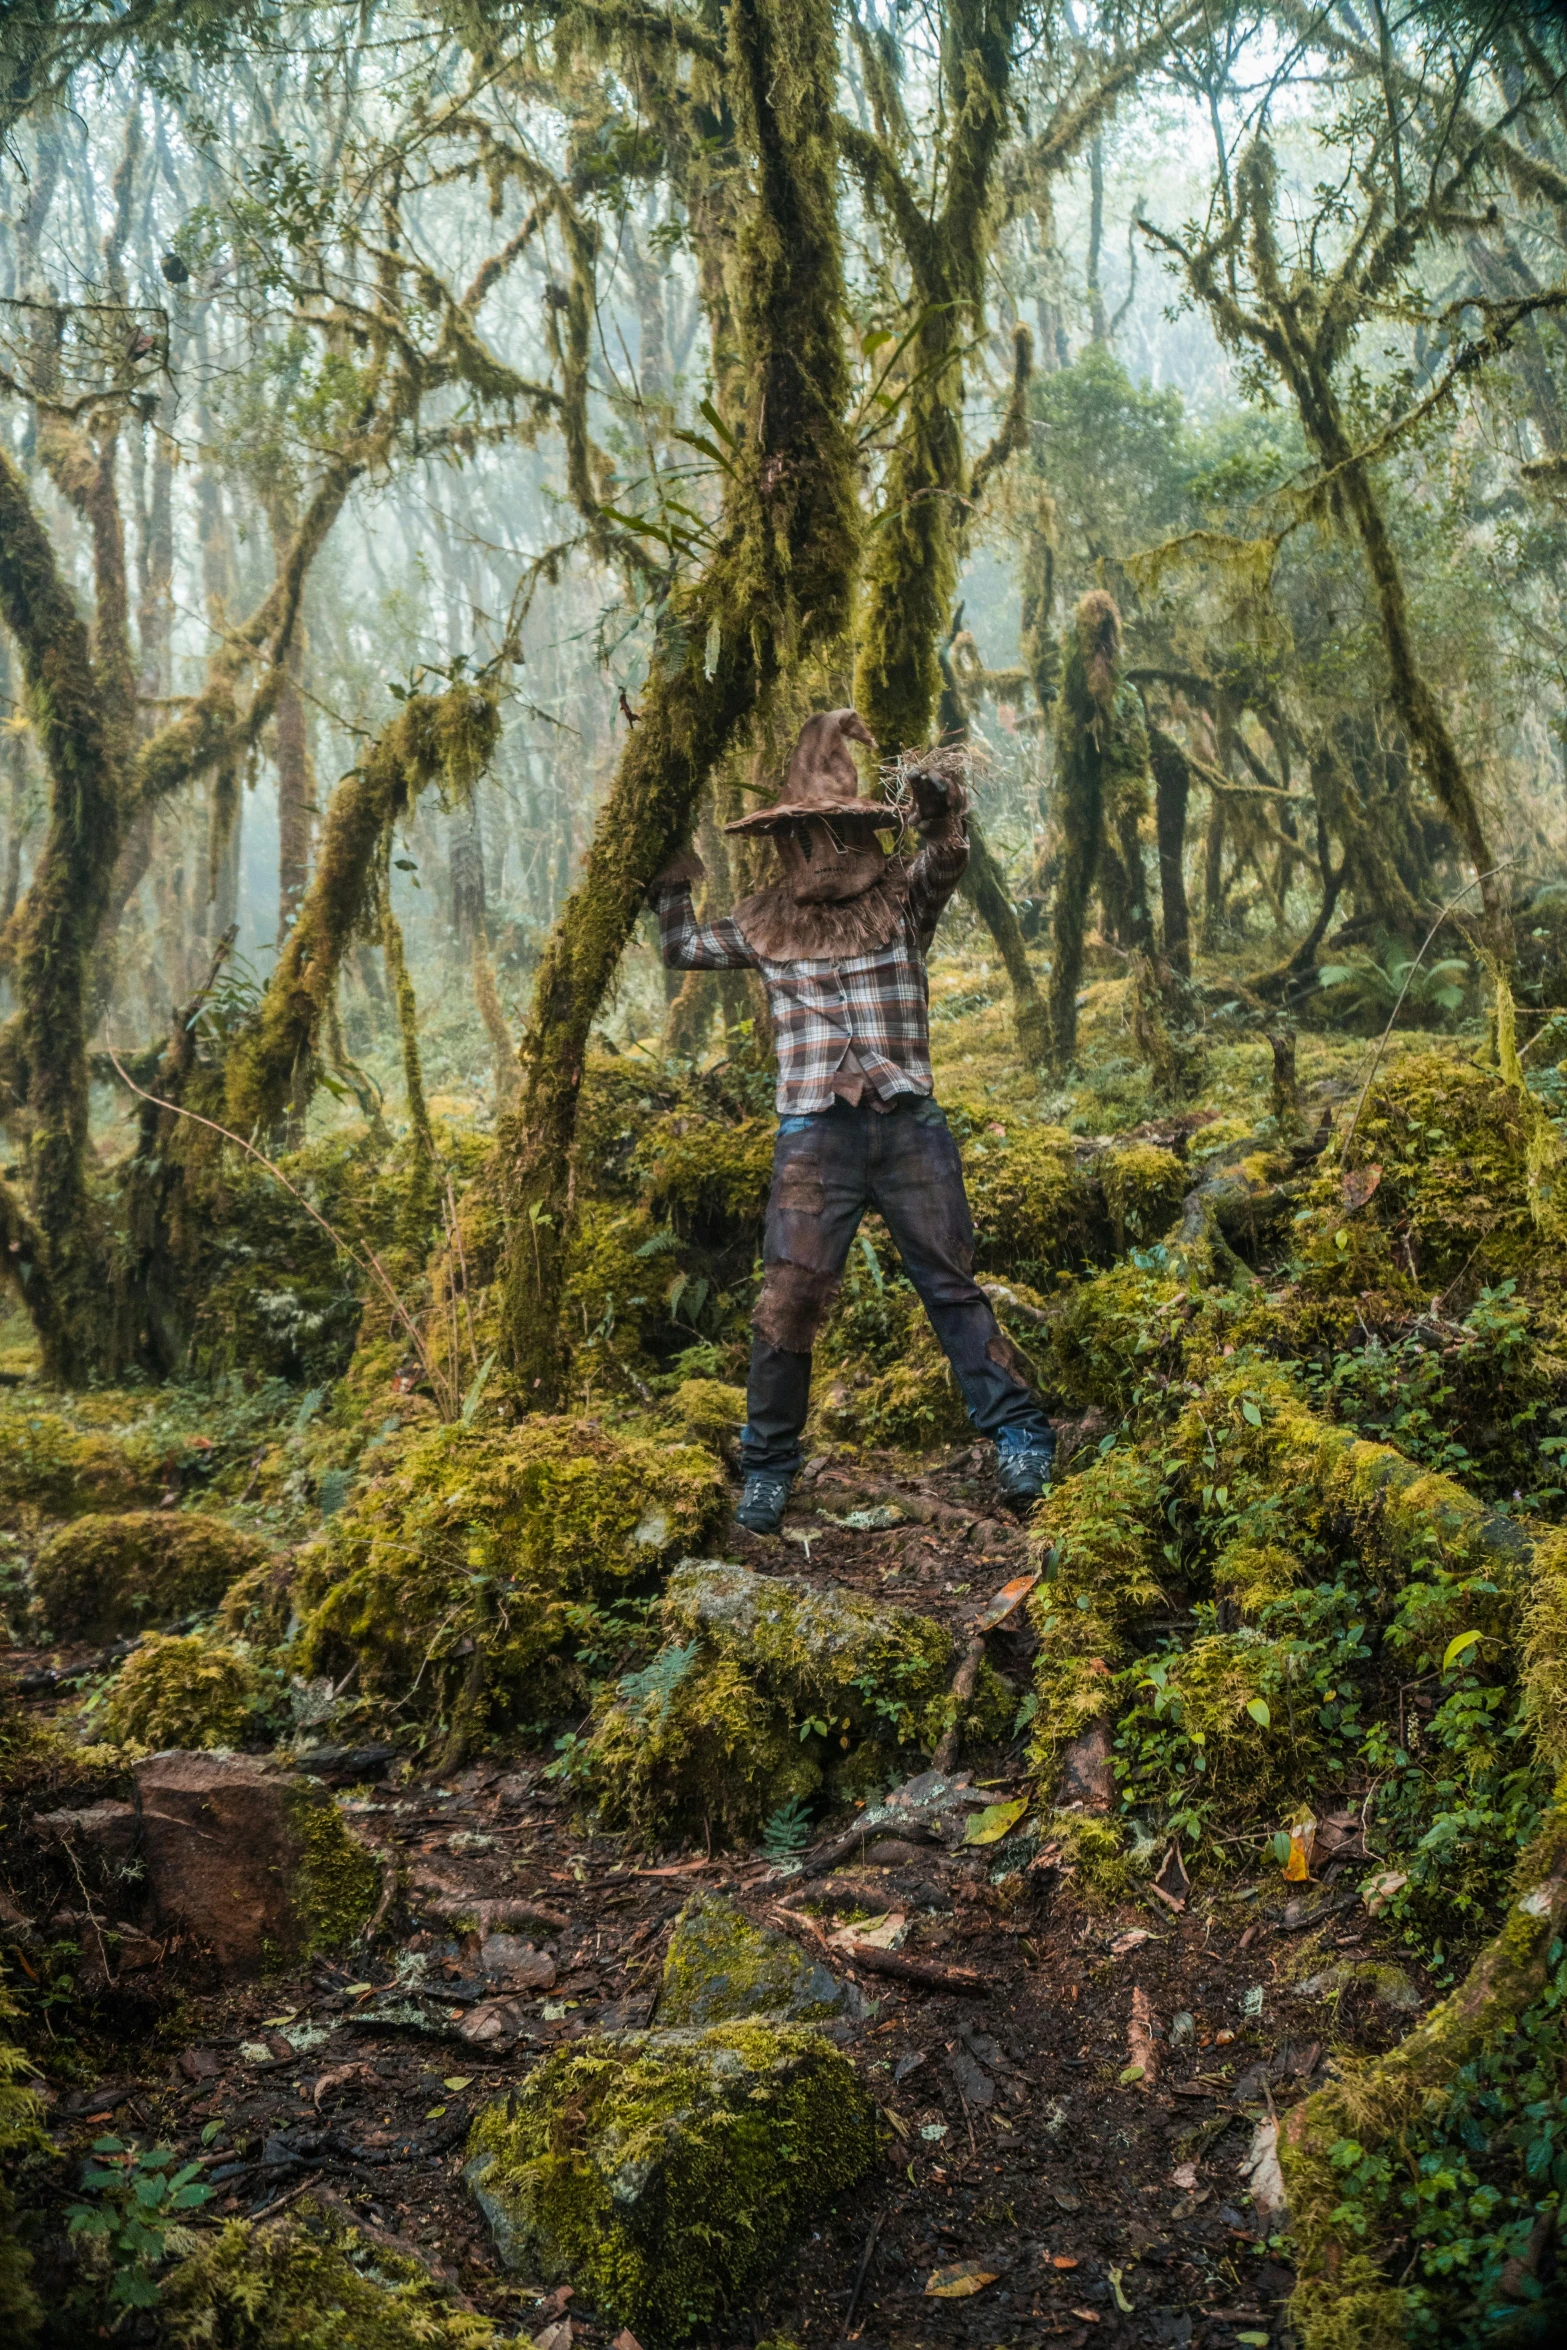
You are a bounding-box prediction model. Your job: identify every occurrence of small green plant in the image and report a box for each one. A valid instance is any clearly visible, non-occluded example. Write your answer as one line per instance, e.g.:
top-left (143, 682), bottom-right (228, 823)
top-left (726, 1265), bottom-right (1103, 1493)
top-left (68, 2135), bottom-right (213, 2314)
top-left (760, 1795), bottom-right (813, 1862)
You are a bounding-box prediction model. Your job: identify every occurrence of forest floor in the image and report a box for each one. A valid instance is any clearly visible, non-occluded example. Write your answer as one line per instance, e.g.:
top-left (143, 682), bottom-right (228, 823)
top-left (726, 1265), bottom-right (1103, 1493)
top-left (4, 1441), bottom-right (1420, 2350)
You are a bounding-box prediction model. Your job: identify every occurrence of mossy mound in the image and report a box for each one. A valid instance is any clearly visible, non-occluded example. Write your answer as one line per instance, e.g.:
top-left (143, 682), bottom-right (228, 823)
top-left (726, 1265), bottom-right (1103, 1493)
top-left (636, 1109), bottom-right (775, 1230)
top-left (102, 1633), bottom-right (277, 1751)
top-left (0, 1398), bottom-right (159, 1522)
top-left (0, 1970), bottom-right (46, 2343)
top-left (1099, 1139), bottom-right (1187, 1249)
top-left (292, 1420), bottom-right (724, 1746)
top-left (160, 2199), bottom-right (502, 2346)
top-left (464, 2023), bottom-right (877, 2344)
top-left (658, 1892), bottom-right (851, 2026)
top-left (962, 1124), bottom-right (1103, 1276)
top-left (581, 1559), bottom-right (1009, 1842)
top-left (663, 1378), bottom-right (747, 1451)
top-left (32, 1511), bottom-right (273, 1641)
top-left (811, 1312), bottom-right (975, 1451)
top-left (561, 1202), bottom-right (667, 1384)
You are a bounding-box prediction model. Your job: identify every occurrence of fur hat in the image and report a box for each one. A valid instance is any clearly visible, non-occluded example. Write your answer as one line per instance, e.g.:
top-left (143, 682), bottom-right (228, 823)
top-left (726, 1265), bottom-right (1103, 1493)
top-left (724, 709), bottom-right (888, 837)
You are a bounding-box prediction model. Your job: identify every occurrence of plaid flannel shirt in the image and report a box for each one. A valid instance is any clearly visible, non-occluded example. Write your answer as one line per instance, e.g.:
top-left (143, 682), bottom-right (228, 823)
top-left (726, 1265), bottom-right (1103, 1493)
top-left (652, 828), bottom-right (968, 1113)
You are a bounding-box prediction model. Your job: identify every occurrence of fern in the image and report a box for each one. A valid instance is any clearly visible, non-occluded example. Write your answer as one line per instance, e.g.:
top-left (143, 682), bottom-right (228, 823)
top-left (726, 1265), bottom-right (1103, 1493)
top-left (760, 1795), bottom-right (813, 1864)
top-left (616, 1640), bottom-right (699, 1722)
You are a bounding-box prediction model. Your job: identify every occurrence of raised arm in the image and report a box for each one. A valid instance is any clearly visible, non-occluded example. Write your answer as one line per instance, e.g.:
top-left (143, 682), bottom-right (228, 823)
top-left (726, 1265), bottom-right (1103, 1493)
top-left (649, 851), bottom-right (759, 971)
top-left (904, 771), bottom-right (970, 942)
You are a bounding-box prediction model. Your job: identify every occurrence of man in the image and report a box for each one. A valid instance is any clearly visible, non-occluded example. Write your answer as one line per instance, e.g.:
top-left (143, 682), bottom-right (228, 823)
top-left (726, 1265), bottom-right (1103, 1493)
top-left (649, 708), bottom-right (1056, 1535)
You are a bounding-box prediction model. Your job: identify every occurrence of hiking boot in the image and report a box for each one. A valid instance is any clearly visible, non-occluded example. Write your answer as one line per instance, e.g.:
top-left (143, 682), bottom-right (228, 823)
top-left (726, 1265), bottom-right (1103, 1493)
top-left (736, 1470), bottom-right (794, 1534)
top-left (995, 1444), bottom-right (1054, 1506)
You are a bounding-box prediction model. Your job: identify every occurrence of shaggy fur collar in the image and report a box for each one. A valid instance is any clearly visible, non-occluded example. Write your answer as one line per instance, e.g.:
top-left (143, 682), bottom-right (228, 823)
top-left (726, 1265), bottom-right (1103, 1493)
top-left (732, 860), bottom-right (911, 963)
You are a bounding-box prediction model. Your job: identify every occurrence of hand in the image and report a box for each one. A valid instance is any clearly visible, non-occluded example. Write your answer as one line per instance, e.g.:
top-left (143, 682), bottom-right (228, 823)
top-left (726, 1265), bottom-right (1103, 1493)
top-left (908, 768), bottom-right (963, 823)
top-left (650, 846), bottom-right (705, 891)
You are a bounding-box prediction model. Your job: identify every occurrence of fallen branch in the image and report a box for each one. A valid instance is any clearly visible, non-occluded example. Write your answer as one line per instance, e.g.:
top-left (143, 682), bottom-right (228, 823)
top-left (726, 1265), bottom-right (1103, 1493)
top-left (835, 1944), bottom-right (992, 1995)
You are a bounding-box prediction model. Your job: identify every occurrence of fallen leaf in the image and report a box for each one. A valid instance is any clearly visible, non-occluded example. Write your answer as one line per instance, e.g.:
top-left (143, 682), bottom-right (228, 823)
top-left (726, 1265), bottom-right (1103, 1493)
top-left (1050, 2254), bottom-right (1079, 2270)
top-left (1109, 1928), bottom-right (1154, 1957)
top-left (1109, 2267), bottom-right (1134, 2314)
top-left (963, 1796), bottom-right (1029, 1846)
top-left (314, 2061), bottom-right (380, 2111)
top-left (443, 2076), bottom-right (473, 2091)
top-left (1070, 2311), bottom-right (1101, 2325)
top-left (533, 2322), bottom-right (573, 2350)
top-left (925, 2261), bottom-right (999, 2298)
top-left (1281, 1807), bottom-right (1316, 1882)
top-left (830, 1910), bottom-right (905, 1951)
top-left (1242, 2116), bottom-right (1288, 2221)
top-left (1051, 2188), bottom-right (1082, 2212)
top-left (424, 2104), bottom-right (447, 2120)
top-left (974, 1573), bottom-right (1039, 1631)
top-left (1362, 1869), bottom-right (1407, 1915)
top-left (611, 2333), bottom-right (644, 2350)
top-left (1171, 2161), bottom-right (1199, 2190)
top-left (1341, 1163), bottom-right (1382, 1210)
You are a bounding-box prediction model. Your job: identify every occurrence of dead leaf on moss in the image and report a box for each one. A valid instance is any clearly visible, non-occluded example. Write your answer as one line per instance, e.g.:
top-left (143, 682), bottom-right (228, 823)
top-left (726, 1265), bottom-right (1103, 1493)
top-left (1341, 1163), bottom-right (1382, 1210)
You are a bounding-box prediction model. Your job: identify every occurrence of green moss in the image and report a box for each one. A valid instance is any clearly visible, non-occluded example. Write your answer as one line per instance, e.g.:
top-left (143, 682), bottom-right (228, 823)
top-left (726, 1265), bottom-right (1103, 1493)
top-left (1098, 1141), bottom-right (1186, 1250)
top-left (101, 1631), bottom-right (276, 1751)
top-left (1046, 1809), bottom-right (1131, 1901)
top-left (810, 1312), bottom-right (975, 1452)
top-left (160, 2198), bottom-right (502, 2347)
top-left (560, 1203), bottom-right (666, 1384)
top-left (33, 1511), bottom-right (272, 1641)
top-left (658, 1892), bottom-right (850, 2025)
top-left (663, 1379), bottom-right (747, 1450)
top-left (217, 1556), bottom-right (298, 1650)
top-left (583, 1560), bottom-right (1005, 1842)
top-left (636, 1110), bottom-right (774, 1230)
top-left (1027, 1443), bottom-right (1168, 1762)
top-left (0, 1969), bottom-right (47, 2344)
top-left (283, 1783), bottom-right (382, 1958)
top-left (962, 1124), bottom-right (1103, 1277)
top-left (292, 1420), bottom-right (724, 1746)
top-left (0, 1398), bottom-right (157, 1520)
top-left (465, 2023), bottom-right (877, 2343)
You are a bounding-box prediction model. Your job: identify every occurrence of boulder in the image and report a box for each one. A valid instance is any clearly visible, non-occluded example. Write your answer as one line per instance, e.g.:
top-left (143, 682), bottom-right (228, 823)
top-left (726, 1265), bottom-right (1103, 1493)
top-left (32, 1512), bottom-right (272, 1641)
top-left (658, 1892), bottom-right (853, 2026)
top-left (465, 2022), bottom-right (877, 2343)
top-left (131, 1753), bottom-right (379, 1977)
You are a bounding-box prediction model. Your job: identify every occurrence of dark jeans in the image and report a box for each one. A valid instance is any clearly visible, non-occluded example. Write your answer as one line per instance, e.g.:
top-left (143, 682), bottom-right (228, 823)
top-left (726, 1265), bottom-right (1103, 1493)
top-left (740, 1094), bottom-right (1056, 1478)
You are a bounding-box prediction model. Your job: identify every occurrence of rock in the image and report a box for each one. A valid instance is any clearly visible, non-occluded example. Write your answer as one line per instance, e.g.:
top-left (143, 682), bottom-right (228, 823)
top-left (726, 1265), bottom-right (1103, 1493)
top-left (32, 1512), bottom-right (273, 1641)
top-left (658, 1893), bottom-right (853, 2027)
top-left (294, 1744), bottom-right (397, 1785)
top-left (864, 1836), bottom-right (936, 1866)
top-left (478, 1935), bottom-right (557, 1988)
top-left (132, 1752), bottom-right (379, 1978)
top-left (458, 1997), bottom-right (541, 2048)
top-left (1055, 1718), bottom-right (1116, 1812)
top-left (465, 2022), bottom-right (877, 2342)
top-left (33, 1799), bottom-right (139, 1873)
top-left (1294, 1960), bottom-right (1421, 2014)
top-left (1241, 2116), bottom-right (1288, 2224)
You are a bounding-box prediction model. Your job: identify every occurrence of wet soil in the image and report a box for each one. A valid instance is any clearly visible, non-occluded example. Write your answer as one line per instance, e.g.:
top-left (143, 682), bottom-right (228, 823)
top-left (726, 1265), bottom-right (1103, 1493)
top-left (3, 1446), bottom-right (1418, 2348)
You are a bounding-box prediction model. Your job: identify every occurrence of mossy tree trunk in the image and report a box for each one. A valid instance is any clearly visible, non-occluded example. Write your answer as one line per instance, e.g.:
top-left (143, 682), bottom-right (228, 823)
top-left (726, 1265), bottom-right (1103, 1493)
top-left (1148, 719), bottom-right (1192, 976)
top-left (1048, 593), bottom-right (1120, 1071)
top-left (494, 0), bottom-right (857, 1404)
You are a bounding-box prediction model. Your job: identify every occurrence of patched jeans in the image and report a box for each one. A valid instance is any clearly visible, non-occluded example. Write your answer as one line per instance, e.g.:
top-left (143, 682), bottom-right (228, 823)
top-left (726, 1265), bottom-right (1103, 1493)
top-left (739, 1093), bottom-right (1056, 1478)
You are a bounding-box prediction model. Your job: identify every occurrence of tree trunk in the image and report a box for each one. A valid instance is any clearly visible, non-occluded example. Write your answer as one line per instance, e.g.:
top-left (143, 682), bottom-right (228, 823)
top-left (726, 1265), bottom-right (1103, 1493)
top-left (1148, 720), bottom-right (1191, 975)
top-left (494, 0), bottom-right (857, 1404)
top-left (1048, 594), bottom-right (1119, 1070)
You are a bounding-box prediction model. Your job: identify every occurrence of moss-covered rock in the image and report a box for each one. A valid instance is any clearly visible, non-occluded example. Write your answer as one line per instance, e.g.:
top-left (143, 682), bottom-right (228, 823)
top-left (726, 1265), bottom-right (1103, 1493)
top-left (160, 2199), bottom-right (502, 2346)
top-left (637, 1110), bottom-right (775, 1230)
top-left (658, 1893), bottom-right (851, 2026)
top-left (0, 1399), bottom-right (159, 1522)
top-left (32, 1511), bottom-right (272, 1641)
top-left (291, 1420), bottom-right (724, 1748)
top-left (962, 1124), bottom-right (1103, 1276)
top-left (581, 1560), bottom-right (1009, 1842)
top-left (464, 2023), bottom-right (877, 2343)
top-left (1099, 1139), bottom-right (1187, 1250)
top-left (102, 1632), bottom-right (277, 1751)
top-left (0, 1969), bottom-right (46, 2344)
top-left (663, 1378), bottom-right (748, 1451)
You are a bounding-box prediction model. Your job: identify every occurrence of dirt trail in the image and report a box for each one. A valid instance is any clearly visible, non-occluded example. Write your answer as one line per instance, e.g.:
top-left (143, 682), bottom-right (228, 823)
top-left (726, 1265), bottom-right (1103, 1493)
top-left (7, 1444), bottom-right (1421, 2348)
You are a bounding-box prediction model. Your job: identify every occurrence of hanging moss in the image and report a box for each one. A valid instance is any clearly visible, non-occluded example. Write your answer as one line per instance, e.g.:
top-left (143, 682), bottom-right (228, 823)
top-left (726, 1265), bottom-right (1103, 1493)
top-left (580, 1559), bottom-right (1010, 1842)
top-left (464, 2022), bottom-right (877, 2343)
top-left (101, 1631), bottom-right (277, 1752)
top-left (32, 1511), bottom-right (272, 1641)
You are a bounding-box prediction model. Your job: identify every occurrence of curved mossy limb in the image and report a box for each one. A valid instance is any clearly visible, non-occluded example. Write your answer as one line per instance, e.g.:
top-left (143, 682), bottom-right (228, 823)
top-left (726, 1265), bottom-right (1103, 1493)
top-left (32, 1511), bottom-right (272, 1641)
top-left (658, 1891), bottom-right (852, 2026)
top-left (582, 1560), bottom-right (1010, 1843)
top-left (1279, 1772), bottom-right (1567, 2350)
top-left (160, 2198), bottom-right (501, 2348)
top-left (465, 2023), bottom-right (878, 2344)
